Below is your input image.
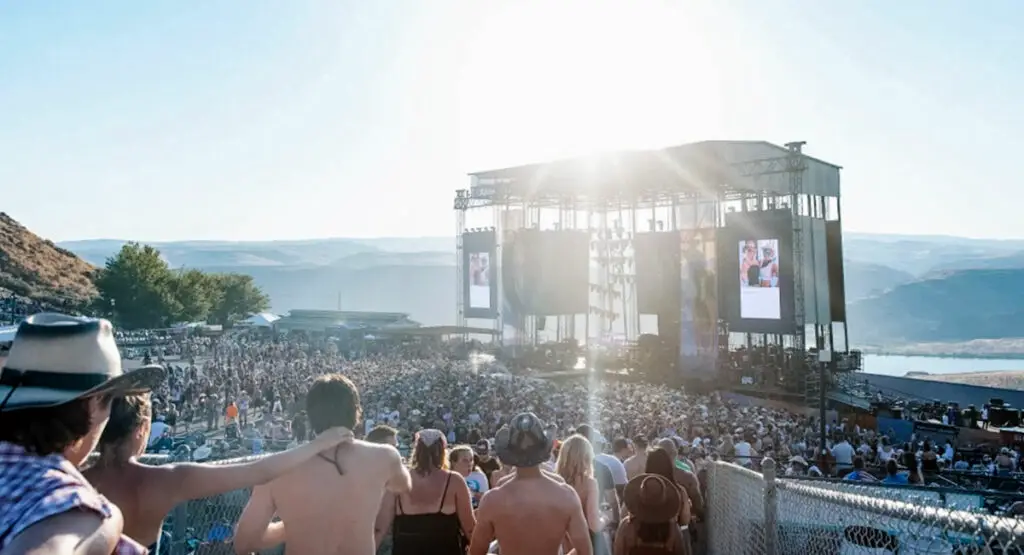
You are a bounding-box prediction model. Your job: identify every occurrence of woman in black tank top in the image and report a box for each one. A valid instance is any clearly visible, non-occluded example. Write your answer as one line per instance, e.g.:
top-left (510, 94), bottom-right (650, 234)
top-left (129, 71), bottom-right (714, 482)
top-left (388, 430), bottom-right (475, 555)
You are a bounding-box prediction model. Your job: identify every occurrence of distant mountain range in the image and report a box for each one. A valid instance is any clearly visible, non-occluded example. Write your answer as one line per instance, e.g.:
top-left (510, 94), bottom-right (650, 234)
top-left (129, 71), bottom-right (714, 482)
top-left (45, 230), bottom-right (1024, 352)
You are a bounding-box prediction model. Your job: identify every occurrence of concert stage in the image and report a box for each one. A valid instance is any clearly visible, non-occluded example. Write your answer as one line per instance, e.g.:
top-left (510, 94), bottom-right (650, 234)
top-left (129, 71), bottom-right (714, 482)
top-left (453, 140), bottom-right (849, 401)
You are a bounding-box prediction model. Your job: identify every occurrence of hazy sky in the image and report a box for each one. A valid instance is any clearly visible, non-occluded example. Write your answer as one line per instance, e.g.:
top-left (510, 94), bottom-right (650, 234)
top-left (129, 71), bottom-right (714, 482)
top-left (2, 1), bottom-right (1022, 242)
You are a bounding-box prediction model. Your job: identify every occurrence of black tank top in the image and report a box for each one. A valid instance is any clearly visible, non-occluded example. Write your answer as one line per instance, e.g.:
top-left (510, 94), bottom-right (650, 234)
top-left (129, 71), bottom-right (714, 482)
top-left (393, 473), bottom-right (464, 555)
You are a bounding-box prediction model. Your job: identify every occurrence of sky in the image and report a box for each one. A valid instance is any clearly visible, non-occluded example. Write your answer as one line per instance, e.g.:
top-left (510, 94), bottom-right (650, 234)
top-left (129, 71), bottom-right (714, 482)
top-left (1, 0), bottom-right (1022, 242)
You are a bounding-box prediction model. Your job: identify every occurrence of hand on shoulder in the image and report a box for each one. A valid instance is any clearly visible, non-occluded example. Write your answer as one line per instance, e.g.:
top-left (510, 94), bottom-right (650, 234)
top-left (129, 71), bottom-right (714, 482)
top-left (311, 427), bottom-right (355, 448)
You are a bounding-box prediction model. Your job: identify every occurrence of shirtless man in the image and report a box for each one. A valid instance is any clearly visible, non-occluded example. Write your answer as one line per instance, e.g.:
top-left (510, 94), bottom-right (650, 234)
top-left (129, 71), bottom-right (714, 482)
top-left (470, 413), bottom-right (592, 555)
top-left (623, 435), bottom-right (649, 480)
top-left (234, 374), bottom-right (412, 555)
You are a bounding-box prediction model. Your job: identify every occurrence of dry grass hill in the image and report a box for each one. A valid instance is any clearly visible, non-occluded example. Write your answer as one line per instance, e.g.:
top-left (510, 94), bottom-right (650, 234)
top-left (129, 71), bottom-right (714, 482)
top-left (0, 213), bottom-right (97, 304)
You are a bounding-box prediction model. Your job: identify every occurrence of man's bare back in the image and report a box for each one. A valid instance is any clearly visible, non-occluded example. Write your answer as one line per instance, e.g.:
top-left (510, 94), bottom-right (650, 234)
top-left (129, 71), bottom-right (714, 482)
top-left (235, 440), bottom-right (410, 555)
top-left (623, 453), bottom-right (647, 481)
top-left (470, 470), bottom-right (591, 555)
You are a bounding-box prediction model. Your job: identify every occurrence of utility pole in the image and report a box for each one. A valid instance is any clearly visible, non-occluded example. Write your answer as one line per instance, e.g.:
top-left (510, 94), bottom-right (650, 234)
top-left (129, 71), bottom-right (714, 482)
top-left (818, 350), bottom-right (831, 466)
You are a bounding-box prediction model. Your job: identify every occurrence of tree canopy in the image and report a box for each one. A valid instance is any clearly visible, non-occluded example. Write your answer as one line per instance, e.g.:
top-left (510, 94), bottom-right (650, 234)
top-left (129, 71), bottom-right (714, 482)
top-left (94, 242), bottom-right (270, 329)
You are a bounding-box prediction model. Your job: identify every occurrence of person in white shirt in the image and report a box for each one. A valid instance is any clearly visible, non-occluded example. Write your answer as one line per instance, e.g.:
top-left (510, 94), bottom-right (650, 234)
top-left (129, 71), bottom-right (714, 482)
top-left (733, 436), bottom-right (753, 467)
top-left (147, 416), bottom-right (169, 448)
top-left (831, 437), bottom-right (855, 472)
top-left (450, 445), bottom-right (490, 509)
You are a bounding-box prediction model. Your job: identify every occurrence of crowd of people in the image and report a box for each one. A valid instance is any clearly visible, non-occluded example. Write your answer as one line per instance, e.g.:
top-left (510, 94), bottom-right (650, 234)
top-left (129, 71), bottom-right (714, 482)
top-left (0, 312), bottom-right (1022, 554)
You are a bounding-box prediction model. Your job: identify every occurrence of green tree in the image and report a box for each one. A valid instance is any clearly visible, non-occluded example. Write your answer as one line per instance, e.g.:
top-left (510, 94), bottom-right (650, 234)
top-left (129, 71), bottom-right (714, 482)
top-left (94, 243), bottom-right (181, 329)
top-left (208, 273), bottom-right (270, 325)
top-left (169, 268), bottom-right (216, 324)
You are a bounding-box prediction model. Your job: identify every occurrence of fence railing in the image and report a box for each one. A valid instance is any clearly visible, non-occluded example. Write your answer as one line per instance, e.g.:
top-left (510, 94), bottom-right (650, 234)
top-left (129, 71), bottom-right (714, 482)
top-left (88, 454), bottom-right (1024, 554)
top-left (707, 459), bottom-right (1024, 555)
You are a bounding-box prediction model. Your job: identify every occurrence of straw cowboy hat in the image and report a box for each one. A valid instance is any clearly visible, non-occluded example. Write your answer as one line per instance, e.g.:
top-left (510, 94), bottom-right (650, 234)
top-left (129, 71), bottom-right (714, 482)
top-left (624, 474), bottom-right (681, 523)
top-left (0, 313), bottom-right (165, 411)
top-left (494, 412), bottom-right (553, 468)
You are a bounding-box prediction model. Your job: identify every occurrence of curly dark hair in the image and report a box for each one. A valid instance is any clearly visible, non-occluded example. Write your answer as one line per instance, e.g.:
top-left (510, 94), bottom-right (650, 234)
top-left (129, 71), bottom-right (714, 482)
top-left (0, 398), bottom-right (98, 456)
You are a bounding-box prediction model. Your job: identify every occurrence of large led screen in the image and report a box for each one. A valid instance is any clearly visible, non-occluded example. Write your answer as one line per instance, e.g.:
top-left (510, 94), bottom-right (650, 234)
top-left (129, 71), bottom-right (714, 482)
top-left (719, 210), bottom-right (797, 334)
top-left (635, 232), bottom-right (681, 315)
top-left (463, 230), bottom-right (498, 319)
top-left (503, 229), bottom-right (589, 316)
top-left (826, 220), bottom-right (847, 322)
top-left (738, 238), bottom-right (782, 320)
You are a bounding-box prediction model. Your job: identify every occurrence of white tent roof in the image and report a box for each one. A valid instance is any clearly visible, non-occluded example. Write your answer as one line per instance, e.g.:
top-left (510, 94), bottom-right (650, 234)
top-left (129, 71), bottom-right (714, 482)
top-left (245, 313), bottom-right (280, 327)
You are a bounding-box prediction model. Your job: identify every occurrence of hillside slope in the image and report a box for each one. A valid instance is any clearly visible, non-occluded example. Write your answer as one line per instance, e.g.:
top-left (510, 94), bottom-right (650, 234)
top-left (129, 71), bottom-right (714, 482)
top-left (846, 269), bottom-right (1024, 345)
top-left (843, 260), bottom-right (914, 300)
top-left (0, 213), bottom-right (97, 303)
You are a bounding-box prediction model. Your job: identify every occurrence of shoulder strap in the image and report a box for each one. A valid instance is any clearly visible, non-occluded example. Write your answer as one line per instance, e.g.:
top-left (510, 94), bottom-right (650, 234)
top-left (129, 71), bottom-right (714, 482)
top-left (438, 472), bottom-right (453, 512)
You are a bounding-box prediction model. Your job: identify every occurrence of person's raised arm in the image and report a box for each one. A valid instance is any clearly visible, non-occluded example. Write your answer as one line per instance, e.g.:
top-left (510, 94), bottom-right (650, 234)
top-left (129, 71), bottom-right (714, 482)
top-left (384, 444), bottom-right (412, 494)
top-left (468, 491), bottom-right (496, 555)
top-left (158, 426), bottom-right (353, 507)
top-left (233, 484), bottom-right (284, 555)
top-left (1, 512), bottom-right (118, 555)
top-left (565, 485), bottom-right (593, 555)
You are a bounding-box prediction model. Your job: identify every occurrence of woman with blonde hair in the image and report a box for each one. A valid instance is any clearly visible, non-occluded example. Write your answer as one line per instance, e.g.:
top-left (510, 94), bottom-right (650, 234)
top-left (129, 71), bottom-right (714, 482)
top-left (377, 429), bottom-right (475, 555)
top-left (556, 434), bottom-right (608, 555)
top-left (450, 444), bottom-right (490, 509)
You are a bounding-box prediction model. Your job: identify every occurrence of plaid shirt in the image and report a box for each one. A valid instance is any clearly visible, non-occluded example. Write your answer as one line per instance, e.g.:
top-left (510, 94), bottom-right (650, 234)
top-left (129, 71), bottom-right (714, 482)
top-left (0, 441), bottom-right (148, 554)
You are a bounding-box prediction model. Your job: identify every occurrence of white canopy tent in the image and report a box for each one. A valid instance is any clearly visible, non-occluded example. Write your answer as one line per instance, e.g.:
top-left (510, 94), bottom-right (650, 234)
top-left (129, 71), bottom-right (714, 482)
top-left (244, 313), bottom-right (280, 328)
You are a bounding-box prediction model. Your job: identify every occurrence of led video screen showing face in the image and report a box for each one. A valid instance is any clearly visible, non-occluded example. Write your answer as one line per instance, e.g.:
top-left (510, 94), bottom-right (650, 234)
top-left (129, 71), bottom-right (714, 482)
top-left (738, 238), bottom-right (781, 319)
top-left (468, 251), bottom-right (492, 309)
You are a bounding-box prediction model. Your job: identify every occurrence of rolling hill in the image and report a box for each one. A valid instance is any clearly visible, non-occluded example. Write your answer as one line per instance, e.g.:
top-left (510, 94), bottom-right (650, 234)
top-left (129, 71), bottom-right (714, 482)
top-left (845, 269), bottom-right (1024, 345)
top-left (0, 213), bottom-right (97, 303)
top-left (842, 259), bottom-right (915, 300)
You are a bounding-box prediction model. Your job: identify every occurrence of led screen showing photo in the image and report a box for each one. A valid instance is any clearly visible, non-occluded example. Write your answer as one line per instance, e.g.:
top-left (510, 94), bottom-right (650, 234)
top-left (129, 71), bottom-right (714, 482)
top-left (468, 251), bottom-right (492, 309)
top-left (463, 230), bottom-right (498, 319)
top-left (738, 238), bottom-right (781, 319)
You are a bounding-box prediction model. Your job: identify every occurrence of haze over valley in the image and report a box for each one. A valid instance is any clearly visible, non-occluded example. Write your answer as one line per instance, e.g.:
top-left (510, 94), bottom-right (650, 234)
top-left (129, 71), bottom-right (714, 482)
top-left (49, 231), bottom-right (1024, 356)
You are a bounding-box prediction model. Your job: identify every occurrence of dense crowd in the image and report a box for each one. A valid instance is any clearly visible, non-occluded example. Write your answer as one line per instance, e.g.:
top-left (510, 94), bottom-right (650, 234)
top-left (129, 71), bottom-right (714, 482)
top-left (129, 332), bottom-right (1022, 478)
top-left (1, 313), bottom-right (1023, 555)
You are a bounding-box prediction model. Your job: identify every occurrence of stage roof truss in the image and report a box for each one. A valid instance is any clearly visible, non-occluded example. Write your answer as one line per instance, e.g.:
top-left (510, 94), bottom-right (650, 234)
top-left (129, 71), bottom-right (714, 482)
top-left (460, 140), bottom-right (841, 208)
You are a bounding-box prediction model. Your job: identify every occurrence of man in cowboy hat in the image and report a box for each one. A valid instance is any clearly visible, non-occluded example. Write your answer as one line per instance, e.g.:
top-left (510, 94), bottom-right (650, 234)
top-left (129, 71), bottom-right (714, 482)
top-left (469, 412), bottom-right (593, 555)
top-left (0, 313), bottom-right (166, 554)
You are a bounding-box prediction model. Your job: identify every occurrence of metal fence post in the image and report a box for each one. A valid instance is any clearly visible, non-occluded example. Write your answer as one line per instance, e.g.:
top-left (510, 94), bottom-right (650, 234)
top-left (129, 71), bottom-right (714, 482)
top-left (170, 502), bottom-right (187, 555)
top-left (762, 458), bottom-right (779, 555)
top-left (169, 447), bottom-right (191, 555)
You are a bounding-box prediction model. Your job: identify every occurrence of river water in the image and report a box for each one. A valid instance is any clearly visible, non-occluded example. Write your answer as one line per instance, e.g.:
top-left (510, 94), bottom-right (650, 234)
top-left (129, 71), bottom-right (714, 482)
top-left (863, 354), bottom-right (1024, 377)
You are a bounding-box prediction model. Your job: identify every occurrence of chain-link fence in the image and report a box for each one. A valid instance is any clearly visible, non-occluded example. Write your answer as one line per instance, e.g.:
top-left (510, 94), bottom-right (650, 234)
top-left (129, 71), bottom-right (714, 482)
top-left (89, 454), bottom-right (1024, 554)
top-left (707, 459), bottom-right (1024, 555)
